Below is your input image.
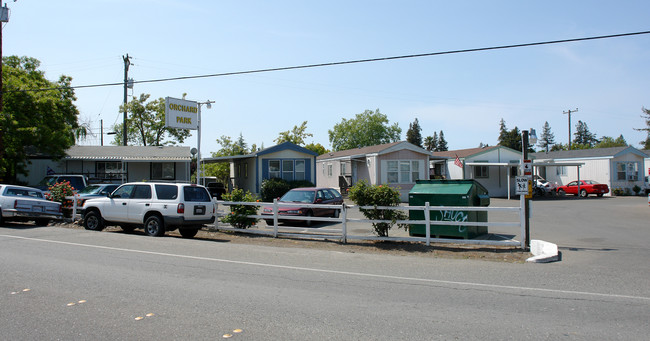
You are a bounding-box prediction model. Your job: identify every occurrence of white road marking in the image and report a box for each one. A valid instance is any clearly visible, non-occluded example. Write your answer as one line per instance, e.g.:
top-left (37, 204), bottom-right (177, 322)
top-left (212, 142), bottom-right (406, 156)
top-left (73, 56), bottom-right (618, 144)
top-left (2, 233), bottom-right (648, 302)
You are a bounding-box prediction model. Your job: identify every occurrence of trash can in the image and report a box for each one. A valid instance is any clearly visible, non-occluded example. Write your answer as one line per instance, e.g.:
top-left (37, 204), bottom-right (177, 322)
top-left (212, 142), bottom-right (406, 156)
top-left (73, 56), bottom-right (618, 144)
top-left (409, 180), bottom-right (490, 239)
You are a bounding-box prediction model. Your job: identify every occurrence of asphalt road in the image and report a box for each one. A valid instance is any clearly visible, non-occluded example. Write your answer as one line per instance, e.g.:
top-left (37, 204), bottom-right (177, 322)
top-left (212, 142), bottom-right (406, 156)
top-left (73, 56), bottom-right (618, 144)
top-left (1, 196), bottom-right (649, 340)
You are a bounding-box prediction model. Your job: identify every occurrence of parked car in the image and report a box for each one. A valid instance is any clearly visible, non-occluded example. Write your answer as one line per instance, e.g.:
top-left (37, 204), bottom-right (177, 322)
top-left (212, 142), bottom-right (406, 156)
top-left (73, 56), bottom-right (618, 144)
top-left (0, 184), bottom-right (63, 226)
top-left (533, 176), bottom-right (556, 196)
top-left (556, 180), bottom-right (609, 197)
top-left (261, 187), bottom-right (343, 226)
top-left (34, 174), bottom-right (89, 192)
top-left (81, 182), bottom-right (215, 238)
top-left (206, 182), bottom-right (226, 200)
top-left (75, 183), bottom-right (119, 207)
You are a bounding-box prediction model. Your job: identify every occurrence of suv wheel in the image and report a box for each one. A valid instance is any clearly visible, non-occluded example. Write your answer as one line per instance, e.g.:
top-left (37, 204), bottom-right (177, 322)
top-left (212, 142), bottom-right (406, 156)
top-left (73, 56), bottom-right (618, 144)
top-left (144, 215), bottom-right (165, 237)
top-left (84, 211), bottom-right (105, 231)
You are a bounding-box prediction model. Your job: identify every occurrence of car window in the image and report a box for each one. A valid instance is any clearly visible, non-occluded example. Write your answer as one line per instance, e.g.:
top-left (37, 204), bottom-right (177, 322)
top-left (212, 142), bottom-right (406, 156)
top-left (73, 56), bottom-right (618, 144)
top-left (112, 185), bottom-right (134, 199)
top-left (281, 190), bottom-right (314, 203)
top-left (155, 184), bottom-right (178, 200)
top-left (132, 185), bottom-right (152, 199)
top-left (183, 186), bottom-right (211, 202)
top-left (567, 181), bottom-right (577, 186)
top-left (78, 185), bottom-right (101, 194)
top-left (102, 185), bottom-right (119, 194)
top-left (328, 189), bottom-right (342, 199)
top-left (322, 190), bottom-right (334, 200)
top-left (63, 177), bottom-right (85, 190)
top-left (5, 188), bottom-right (44, 198)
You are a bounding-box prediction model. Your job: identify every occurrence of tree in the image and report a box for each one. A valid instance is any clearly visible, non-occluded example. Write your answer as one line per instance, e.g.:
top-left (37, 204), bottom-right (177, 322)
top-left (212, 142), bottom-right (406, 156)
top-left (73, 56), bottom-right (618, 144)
top-left (328, 109), bottom-right (401, 151)
top-left (0, 56), bottom-right (81, 182)
top-left (437, 130), bottom-right (448, 151)
top-left (573, 120), bottom-right (598, 148)
top-left (634, 107), bottom-right (650, 149)
top-left (112, 94), bottom-right (190, 146)
top-left (595, 135), bottom-right (627, 148)
top-left (205, 135), bottom-right (250, 184)
top-left (423, 133), bottom-right (437, 151)
top-left (406, 118), bottom-right (423, 147)
top-left (538, 121), bottom-right (556, 152)
top-left (304, 142), bottom-right (329, 155)
top-left (274, 121), bottom-right (313, 146)
top-left (497, 119), bottom-right (522, 151)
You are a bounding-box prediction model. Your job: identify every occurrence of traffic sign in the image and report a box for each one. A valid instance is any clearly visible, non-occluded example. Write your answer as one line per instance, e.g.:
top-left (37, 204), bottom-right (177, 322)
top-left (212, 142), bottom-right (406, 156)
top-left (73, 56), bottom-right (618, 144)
top-left (522, 159), bottom-right (532, 176)
top-left (515, 176), bottom-right (528, 195)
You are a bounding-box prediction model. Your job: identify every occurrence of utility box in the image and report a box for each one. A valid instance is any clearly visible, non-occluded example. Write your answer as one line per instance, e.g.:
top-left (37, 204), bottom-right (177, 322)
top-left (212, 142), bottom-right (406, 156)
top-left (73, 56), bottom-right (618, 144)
top-left (409, 180), bottom-right (490, 239)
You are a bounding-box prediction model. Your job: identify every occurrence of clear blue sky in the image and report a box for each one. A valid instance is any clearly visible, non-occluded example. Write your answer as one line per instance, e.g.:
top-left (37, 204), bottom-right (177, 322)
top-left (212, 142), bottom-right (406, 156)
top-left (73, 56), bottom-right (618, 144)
top-left (4, 1), bottom-right (650, 154)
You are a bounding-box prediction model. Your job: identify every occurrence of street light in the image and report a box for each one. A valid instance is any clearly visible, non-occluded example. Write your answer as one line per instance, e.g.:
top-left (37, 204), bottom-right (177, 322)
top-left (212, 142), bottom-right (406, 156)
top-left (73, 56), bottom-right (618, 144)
top-left (196, 100), bottom-right (214, 186)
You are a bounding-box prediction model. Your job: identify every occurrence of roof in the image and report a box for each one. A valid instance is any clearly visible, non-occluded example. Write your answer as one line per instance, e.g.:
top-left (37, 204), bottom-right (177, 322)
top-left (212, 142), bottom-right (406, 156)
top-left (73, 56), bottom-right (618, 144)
top-left (432, 146), bottom-right (497, 159)
top-left (531, 146), bottom-right (647, 160)
top-left (64, 146), bottom-right (191, 161)
top-left (317, 141), bottom-right (435, 161)
top-left (203, 142), bottom-right (317, 163)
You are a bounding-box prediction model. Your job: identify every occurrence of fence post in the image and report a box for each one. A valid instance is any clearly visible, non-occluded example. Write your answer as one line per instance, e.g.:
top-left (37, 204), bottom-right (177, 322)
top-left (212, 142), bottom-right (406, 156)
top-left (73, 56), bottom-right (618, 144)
top-left (520, 195), bottom-right (526, 249)
top-left (273, 198), bottom-right (279, 238)
top-left (341, 203), bottom-right (348, 244)
top-left (425, 202), bottom-right (431, 246)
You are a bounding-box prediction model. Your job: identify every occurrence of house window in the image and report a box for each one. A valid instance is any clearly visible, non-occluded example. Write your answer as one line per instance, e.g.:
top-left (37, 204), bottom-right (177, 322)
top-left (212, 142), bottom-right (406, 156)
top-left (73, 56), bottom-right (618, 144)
top-left (341, 163), bottom-right (347, 176)
top-left (412, 161), bottom-right (420, 182)
top-left (96, 161), bottom-right (123, 179)
top-left (152, 162), bottom-right (175, 180)
top-left (295, 160), bottom-right (305, 181)
top-left (269, 160), bottom-right (281, 179)
top-left (617, 162), bottom-right (639, 181)
top-left (327, 164), bottom-right (333, 177)
top-left (510, 167), bottom-right (518, 176)
top-left (556, 166), bottom-right (567, 176)
top-left (474, 166), bottom-right (489, 178)
top-left (282, 160), bottom-right (294, 181)
top-left (244, 163), bottom-right (248, 178)
top-left (387, 161), bottom-right (399, 183)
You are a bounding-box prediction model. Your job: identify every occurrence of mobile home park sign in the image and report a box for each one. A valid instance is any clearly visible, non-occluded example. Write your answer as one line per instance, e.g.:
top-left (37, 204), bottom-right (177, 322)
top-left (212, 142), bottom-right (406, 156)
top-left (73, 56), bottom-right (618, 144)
top-left (165, 97), bottom-right (198, 130)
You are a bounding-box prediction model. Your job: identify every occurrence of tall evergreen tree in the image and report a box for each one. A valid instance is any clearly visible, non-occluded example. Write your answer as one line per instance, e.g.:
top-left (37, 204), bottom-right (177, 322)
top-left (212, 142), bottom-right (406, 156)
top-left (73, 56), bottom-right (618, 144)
top-left (406, 118), bottom-right (423, 147)
top-left (538, 121), bottom-right (556, 152)
top-left (497, 119), bottom-right (522, 151)
top-left (573, 120), bottom-right (598, 148)
top-left (437, 131), bottom-right (448, 151)
top-left (634, 107), bottom-right (650, 149)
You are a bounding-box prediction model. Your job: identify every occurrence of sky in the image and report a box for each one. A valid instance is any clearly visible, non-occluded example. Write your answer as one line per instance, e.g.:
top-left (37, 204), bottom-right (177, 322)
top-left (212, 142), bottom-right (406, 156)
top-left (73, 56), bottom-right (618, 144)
top-left (4, 1), bottom-right (650, 155)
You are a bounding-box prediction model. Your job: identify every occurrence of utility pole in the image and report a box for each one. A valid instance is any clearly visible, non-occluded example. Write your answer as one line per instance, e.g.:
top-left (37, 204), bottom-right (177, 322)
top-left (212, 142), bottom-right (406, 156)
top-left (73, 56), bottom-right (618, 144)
top-left (122, 54), bottom-right (132, 146)
top-left (0, 1), bottom-right (10, 112)
top-left (563, 108), bottom-right (578, 150)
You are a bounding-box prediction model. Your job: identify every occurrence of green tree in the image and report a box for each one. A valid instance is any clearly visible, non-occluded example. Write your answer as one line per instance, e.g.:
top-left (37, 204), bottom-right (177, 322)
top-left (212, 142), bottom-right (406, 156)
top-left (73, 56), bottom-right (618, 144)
top-left (304, 142), bottom-right (329, 155)
top-left (634, 107), bottom-right (650, 149)
top-left (328, 109), bottom-right (401, 151)
top-left (538, 121), bottom-right (556, 152)
top-left (406, 118), bottom-right (423, 147)
top-left (112, 94), bottom-right (190, 146)
top-left (0, 56), bottom-right (81, 182)
top-left (206, 135), bottom-right (250, 184)
top-left (497, 119), bottom-right (522, 151)
top-left (436, 130), bottom-right (448, 151)
top-left (573, 120), bottom-right (598, 148)
top-left (274, 121), bottom-right (313, 146)
top-left (348, 180), bottom-right (408, 237)
top-left (423, 132), bottom-right (437, 151)
top-left (550, 143), bottom-right (568, 152)
top-left (595, 135), bottom-right (627, 148)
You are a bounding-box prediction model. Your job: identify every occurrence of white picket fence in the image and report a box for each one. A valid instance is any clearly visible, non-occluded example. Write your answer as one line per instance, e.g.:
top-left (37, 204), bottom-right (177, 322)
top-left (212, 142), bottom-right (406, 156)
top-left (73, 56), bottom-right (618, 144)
top-left (214, 198), bottom-right (526, 248)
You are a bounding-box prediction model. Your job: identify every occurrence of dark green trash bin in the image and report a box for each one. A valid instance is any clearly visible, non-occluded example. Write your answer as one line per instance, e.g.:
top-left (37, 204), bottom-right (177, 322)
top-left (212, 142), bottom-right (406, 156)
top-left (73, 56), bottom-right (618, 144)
top-left (409, 180), bottom-right (490, 239)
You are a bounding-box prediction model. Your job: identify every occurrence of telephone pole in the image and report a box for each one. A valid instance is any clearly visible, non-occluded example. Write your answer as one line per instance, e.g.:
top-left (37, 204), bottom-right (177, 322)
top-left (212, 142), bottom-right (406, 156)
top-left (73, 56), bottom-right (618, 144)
top-left (122, 54), bottom-right (132, 146)
top-left (0, 1), bottom-right (10, 112)
top-left (563, 108), bottom-right (578, 150)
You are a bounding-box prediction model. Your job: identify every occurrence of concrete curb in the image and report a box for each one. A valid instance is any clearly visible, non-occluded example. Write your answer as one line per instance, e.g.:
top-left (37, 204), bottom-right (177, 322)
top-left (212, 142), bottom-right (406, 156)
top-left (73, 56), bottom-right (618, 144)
top-left (526, 239), bottom-right (560, 263)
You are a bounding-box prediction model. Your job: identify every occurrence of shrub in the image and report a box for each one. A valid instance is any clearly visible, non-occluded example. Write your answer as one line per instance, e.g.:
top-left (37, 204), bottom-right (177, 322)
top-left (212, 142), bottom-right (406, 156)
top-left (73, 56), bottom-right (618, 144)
top-left (220, 189), bottom-right (259, 229)
top-left (348, 180), bottom-right (408, 237)
top-left (260, 178), bottom-right (315, 202)
top-left (46, 181), bottom-right (76, 208)
top-left (632, 185), bottom-right (641, 195)
top-left (612, 187), bottom-right (625, 196)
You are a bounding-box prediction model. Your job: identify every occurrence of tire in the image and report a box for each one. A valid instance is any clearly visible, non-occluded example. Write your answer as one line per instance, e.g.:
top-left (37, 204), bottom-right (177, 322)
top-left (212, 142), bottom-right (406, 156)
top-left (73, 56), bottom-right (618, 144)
top-left (84, 211), bottom-right (105, 231)
top-left (597, 193), bottom-right (604, 197)
top-left (304, 211), bottom-right (313, 227)
top-left (35, 219), bottom-right (50, 226)
top-left (579, 189), bottom-right (588, 198)
top-left (144, 215), bottom-right (165, 237)
top-left (557, 189), bottom-right (566, 197)
top-left (264, 219), bottom-right (274, 226)
top-left (332, 209), bottom-right (340, 219)
top-left (179, 228), bottom-right (199, 239)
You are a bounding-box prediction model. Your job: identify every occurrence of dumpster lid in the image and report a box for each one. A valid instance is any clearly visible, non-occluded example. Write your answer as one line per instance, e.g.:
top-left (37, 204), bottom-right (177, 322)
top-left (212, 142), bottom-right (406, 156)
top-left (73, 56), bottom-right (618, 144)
top-left (409, 180), bottom-right (488, 195)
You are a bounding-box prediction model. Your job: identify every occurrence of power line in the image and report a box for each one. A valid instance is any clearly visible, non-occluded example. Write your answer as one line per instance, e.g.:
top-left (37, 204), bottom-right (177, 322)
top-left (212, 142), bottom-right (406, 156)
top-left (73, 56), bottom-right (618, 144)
top-left (3, 30), bottom-right (650, 94)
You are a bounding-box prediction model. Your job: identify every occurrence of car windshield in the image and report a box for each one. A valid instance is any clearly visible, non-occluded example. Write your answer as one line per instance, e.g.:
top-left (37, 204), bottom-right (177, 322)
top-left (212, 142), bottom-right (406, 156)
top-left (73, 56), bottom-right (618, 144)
top-left (36, 176), bottom-right (57, 187)
top-left (78, 185), bottom-right (102, 194)
top-left (280, 190), bottom-right (315, 203)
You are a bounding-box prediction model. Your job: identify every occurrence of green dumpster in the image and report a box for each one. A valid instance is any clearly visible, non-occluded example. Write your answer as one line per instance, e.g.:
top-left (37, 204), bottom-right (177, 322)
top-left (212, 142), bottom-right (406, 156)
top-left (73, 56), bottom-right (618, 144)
top-left (409, 180), bottom-right (490, 239)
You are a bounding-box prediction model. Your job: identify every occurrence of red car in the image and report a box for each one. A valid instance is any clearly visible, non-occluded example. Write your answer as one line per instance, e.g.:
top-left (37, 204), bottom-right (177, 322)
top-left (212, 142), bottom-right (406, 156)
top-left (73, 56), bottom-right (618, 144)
top-left (556, 180), bottom-right (609, 197)
top-left (262, 187), bottom-right (343, 226)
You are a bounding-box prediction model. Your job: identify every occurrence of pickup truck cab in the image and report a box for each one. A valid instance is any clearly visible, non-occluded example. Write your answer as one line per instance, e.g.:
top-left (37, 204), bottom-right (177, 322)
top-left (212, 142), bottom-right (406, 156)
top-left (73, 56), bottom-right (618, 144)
top-left (0, 184), bottom-right (63, 225)
top-left (81, 182), bottom-right (215, 238)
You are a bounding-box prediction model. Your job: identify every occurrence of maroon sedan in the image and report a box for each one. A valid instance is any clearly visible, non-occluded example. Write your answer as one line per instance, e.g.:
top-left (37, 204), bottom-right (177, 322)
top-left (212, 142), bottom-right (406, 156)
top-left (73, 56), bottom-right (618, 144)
top-left (262, 187), bottom-right (343, 226)
top-left (556, 180), bottom-right (609, 197)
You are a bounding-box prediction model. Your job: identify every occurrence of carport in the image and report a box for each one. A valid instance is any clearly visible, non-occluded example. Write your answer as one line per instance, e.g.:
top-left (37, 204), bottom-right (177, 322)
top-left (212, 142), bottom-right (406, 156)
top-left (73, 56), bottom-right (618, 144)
top-left (465, 161), bottom-right (519, 199)
top-left (532, 161), bottom-right (585, 195)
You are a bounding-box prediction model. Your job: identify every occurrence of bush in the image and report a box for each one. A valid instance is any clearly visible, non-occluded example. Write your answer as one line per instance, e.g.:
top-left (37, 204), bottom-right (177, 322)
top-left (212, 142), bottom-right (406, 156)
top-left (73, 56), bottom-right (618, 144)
top-left (45, 181), bottom-right (76, 208)
top-left (612, 187), bottom-right (624, 196)
top-left (632, 185), bottom-right (641, 195)
top-left (220, 189), bottom-right (259, 229)
top-left (348, 180), bottom-right (408, 237)
top-left (260, 178), bottom-right (315, 202)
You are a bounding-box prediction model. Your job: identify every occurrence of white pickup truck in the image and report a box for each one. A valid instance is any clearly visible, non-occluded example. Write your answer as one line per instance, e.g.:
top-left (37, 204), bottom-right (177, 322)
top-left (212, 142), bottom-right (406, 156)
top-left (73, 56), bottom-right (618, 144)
top-left (0, 184), bottom-right (63, 225)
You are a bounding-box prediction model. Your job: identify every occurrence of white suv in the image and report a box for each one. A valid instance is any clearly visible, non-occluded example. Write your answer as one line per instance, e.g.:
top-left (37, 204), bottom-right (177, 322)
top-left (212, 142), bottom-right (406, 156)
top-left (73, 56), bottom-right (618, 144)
top-left (82, 182), bottom-right (215, 238)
